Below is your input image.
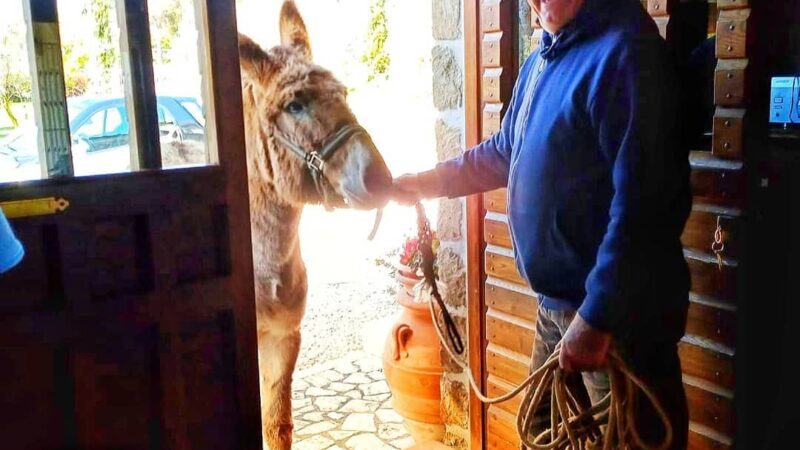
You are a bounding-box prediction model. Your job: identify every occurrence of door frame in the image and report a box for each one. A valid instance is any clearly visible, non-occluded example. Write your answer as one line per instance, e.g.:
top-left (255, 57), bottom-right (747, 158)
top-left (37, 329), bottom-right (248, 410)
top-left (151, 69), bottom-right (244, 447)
top-left (463, 1), bottom-right (519, 448)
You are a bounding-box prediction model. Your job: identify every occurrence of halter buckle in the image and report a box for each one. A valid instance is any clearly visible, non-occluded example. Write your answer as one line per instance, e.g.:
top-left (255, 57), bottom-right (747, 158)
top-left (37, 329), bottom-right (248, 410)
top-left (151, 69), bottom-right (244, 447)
top-left (305, 151), bottom-right (325, 173)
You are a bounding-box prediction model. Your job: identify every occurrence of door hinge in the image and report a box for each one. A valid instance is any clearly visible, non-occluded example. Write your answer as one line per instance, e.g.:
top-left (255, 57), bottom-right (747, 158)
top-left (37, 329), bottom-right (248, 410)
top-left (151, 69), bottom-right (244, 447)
top-left (0, 197), bottom-right (70, 219)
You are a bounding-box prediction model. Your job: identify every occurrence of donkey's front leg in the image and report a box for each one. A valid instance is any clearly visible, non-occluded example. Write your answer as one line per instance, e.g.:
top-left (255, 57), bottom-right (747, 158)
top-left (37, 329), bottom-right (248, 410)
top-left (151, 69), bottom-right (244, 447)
top-left (258, 317), bottom-right (302, 450)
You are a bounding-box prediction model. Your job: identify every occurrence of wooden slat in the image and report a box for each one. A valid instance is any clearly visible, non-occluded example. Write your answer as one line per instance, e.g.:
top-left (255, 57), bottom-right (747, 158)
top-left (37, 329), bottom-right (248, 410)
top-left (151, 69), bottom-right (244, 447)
top-left (482, 67), bottom-right (503, 103)
top-left (486, 250), bottom-right (527, 286)
top-left (479, 0), bottom-right (503, 32)
top-left (716, 9), bottom-right (750, 59)
top-left (485, 283), bottom-right (537, 322)
top-left (681, 205), bottom-right (741, 259)
top-left (689, 423), bottom-right (734, 450)
top-left (485, 311), bottom-right (535, 357)
top-left (685, 381), bottom-right (735, 437)
top-left (678, 341), bottom-right (735, 390)
top-left (689, 165), bottom-right (745, 208)
top-left (487, 376), bottom-right (522, 416)
top-left (714, 59), bottom-right (748, 107)
top-left (484, 217), bottom-right (512, 249)
top-left (487, 405), bottom-right (520, 447)
top-left (712, 108), bottom-right (746, 159)
top-left (653, 15), bottom-right (671, 40)
top-left (484, 189), bottom-right (507, 214)
top-left (686, 253), bottom-right (738, 305)
top-left (716, 0), bottom-right (748, 10)
top-left (486, 343), bottom-right (531, 386)
top-left (487, 434), bottom-right (519, 450)
top-left (483, 103), bottom-right (503, 139)
top-left (647, 0), bottom-right (670, 16)
top-left (686, 300), bottom-right (736, 349)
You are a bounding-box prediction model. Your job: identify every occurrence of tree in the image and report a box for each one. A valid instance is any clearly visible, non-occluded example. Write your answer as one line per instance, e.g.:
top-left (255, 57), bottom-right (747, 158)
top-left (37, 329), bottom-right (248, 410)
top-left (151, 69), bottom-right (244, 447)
top-left (85, 0), bottom-right (119, 86)
top-left (361, 0), bottom-right (391, 82)
top-left (151, 0), bottom-right (183, 64)
top-left (62, 43), bottom-right (90, 97)
top-left (0, 26), bottom-right (30, 128)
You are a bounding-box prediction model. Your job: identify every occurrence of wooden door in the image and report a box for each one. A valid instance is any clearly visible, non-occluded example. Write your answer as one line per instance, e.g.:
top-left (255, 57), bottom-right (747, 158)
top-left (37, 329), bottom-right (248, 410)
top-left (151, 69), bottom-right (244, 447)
top-left (465, 1), bottom-right (746, 449)
top-left (0, 1), bottom-right (261, 449)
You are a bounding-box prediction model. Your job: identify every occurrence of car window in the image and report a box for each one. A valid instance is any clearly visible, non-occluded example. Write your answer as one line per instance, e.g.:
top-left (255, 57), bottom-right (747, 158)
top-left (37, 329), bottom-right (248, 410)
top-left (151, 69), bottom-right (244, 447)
top-left (76, 109), bottom-right (106, 138)
top-left (180, 100), bottom-right (205, 126)
top-left (158, 105), bottom-right (176, 125)
top-left (104, 107), bottom-right (125, 135)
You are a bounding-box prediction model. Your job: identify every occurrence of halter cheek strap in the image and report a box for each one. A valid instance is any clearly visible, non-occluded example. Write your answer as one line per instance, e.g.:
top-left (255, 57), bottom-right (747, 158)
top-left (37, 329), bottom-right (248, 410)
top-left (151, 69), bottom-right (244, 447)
top-left (273, 124), bottom-right (367, 210)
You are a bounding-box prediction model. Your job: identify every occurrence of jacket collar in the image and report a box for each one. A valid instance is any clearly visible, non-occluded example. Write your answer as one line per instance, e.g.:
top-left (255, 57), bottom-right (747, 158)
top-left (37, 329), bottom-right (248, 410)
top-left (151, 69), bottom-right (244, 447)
top-left (539, 0), bottom-right (628, 60)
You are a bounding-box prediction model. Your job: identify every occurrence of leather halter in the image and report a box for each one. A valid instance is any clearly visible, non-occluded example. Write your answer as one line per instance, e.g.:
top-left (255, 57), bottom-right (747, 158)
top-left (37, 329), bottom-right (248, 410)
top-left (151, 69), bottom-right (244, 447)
top-left (273, 123), bottom-right (366, 210)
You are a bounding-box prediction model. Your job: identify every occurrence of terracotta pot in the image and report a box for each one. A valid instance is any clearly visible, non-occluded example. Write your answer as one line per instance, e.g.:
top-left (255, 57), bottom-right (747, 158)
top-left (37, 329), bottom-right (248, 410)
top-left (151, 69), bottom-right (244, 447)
top-left (383, 279), bottom-right (445, 443)
top-left (395, 264), bottom-right (423, 295)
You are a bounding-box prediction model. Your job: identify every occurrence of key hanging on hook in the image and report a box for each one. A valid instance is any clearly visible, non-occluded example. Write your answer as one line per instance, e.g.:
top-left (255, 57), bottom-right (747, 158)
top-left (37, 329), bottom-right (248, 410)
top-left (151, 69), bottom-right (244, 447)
top-left (711, 216), bottom-right (726, 271)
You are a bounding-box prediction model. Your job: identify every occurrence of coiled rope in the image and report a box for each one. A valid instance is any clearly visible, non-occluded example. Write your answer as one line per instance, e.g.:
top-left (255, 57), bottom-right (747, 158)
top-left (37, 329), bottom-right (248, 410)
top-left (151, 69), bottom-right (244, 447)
top-left (413, 202), bottom-right (673, 450)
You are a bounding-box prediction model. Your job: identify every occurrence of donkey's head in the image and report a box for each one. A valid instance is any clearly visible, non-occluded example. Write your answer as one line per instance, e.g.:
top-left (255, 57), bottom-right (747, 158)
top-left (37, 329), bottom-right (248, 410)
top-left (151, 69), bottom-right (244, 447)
top-left (239, 1), bottom-right (392, 210)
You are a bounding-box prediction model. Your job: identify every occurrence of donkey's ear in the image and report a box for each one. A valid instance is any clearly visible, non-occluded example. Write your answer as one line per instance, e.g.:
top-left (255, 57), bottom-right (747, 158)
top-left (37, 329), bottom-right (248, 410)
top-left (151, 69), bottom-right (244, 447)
top-left (238, 33), bottom-right (271, 79)
top-left (279, 0), bottom-right (312, 59)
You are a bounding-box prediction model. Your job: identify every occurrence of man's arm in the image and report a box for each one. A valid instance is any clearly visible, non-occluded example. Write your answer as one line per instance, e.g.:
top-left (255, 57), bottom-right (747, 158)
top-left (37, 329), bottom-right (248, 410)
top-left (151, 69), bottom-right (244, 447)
top-left (394, 56), bottom-right (537, 202)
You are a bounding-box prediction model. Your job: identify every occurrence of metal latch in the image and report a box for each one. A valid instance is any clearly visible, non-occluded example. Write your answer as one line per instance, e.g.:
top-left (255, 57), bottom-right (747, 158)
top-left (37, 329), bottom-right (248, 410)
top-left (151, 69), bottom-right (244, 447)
top-left (0, 197), bottom-right (70, 219)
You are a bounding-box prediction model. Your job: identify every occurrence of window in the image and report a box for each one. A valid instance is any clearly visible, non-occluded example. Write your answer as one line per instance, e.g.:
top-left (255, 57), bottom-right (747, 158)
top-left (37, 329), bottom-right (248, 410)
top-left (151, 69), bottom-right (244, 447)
top-left (148, 0), bottom-right (210, 168)
top-left (1, 0), bottom-right (216, 184)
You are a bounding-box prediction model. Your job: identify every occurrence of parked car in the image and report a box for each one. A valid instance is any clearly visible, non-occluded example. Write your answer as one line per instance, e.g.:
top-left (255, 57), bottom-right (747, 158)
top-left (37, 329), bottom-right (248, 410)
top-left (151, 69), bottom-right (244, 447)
top-left (0, 95), bottom-right (205, 182)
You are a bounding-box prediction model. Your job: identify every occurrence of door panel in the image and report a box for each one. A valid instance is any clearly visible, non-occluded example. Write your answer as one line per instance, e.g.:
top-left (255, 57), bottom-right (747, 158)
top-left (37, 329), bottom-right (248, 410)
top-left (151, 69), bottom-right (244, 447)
top-left (0, 166), bottom-right (259, 449)
top-left (0, 1), bottom-right (260, 448)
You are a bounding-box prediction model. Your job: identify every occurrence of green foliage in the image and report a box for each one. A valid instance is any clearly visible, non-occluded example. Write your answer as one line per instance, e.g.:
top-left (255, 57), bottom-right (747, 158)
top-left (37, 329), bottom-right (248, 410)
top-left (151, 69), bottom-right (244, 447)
top-left (0, 28), bottom-right (30, 127)
top-left (152, 0), bottom-right (183, 64)
top-left (62, 43), bottom-right (90, 97)
top-left (86, 0), bottom-right (118, 82)
top-left (361, 0), bottom-right (390, 82)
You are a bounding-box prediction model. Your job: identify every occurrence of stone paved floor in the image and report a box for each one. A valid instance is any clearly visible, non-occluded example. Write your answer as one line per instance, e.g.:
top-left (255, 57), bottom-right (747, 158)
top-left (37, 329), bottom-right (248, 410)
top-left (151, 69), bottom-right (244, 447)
top-left (291, 351), bottom-right (415, 450)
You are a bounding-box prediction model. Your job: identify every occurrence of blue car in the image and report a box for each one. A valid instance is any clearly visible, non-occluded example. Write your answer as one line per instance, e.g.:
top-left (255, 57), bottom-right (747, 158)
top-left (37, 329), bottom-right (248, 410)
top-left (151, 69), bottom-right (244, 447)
top-left (0, 95), bottom-right (205, 181)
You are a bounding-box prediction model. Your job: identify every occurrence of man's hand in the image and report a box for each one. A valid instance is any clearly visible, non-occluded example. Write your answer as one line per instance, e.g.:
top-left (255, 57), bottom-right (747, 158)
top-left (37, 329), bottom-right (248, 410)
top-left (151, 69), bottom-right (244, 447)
top-left (559, 313), bottom-right (612, 372)
top-left (391, 174), bottom-right (424, 205)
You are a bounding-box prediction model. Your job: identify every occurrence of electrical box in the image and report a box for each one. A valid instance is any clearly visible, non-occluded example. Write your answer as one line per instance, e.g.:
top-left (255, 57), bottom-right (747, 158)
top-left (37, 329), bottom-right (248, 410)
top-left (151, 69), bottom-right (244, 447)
top-left (770, 76), bottom-right (800, 126)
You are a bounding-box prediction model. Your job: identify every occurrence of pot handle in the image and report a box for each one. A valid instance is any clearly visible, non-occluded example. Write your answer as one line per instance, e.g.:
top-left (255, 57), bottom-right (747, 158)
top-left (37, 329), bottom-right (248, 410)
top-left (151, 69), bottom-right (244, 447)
top-left (391, 323), bottom-right (413, 360)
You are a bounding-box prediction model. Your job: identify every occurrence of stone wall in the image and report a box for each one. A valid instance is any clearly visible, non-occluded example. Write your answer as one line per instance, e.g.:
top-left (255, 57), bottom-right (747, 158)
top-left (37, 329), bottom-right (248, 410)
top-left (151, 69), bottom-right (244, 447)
top-left (431, 0), bottom-right (470, 448)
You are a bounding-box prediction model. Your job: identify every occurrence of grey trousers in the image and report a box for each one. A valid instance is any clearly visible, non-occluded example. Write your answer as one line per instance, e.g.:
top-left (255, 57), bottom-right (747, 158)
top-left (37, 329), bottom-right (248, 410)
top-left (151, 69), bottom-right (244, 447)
top-left (521, 307), bottom-right (689, 450)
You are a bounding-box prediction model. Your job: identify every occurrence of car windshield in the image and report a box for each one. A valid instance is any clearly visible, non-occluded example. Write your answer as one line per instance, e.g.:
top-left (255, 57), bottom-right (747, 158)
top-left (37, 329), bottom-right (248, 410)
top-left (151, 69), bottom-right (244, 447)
top-left (179, 100), bottom-right (205, 126)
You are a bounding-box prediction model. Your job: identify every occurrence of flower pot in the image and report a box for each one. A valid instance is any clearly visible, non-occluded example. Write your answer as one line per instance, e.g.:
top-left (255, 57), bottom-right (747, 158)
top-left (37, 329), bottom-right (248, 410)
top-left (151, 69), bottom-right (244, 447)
top-left (382, 282), bottom-right (445, 443)
top-left (395, 264), bottom-right (423, 296)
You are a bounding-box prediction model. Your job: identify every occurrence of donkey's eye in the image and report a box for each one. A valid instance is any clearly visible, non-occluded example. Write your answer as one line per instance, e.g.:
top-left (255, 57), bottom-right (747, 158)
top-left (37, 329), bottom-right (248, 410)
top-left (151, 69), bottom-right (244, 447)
top-left (284, 101), bottom-right (305, 114)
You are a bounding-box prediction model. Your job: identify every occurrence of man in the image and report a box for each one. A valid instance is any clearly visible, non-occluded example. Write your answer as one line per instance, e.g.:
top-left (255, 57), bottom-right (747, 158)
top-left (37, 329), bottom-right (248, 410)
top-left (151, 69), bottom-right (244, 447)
top-left (0, 208), bottom-right (24, 274)
top-left (393, 0), bottom-right (691, 447)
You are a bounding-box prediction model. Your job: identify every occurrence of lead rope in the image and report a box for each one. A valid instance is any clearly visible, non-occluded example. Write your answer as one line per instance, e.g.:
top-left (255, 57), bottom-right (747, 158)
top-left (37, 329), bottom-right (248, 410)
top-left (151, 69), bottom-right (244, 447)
top-left (413, 203), bottom-right (673, 450)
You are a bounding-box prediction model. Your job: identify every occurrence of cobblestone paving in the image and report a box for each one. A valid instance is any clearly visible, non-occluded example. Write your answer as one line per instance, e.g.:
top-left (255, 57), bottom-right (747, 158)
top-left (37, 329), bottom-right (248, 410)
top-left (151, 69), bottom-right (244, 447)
top-left (291, 352), bottom-right (415, 450)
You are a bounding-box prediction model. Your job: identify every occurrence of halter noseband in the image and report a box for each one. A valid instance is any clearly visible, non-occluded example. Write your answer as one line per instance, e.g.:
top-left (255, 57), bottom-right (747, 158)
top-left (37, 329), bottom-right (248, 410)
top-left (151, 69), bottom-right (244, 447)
top-left (273, 123), bottom-right (367, 210)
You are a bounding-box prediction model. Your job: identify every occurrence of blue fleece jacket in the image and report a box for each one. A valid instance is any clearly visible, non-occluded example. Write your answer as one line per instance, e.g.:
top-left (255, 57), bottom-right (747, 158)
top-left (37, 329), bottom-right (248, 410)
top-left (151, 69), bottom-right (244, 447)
top-left (431, 0), bottom-right (690, 339)
top-left (0, 209), bottom-right (24, 274)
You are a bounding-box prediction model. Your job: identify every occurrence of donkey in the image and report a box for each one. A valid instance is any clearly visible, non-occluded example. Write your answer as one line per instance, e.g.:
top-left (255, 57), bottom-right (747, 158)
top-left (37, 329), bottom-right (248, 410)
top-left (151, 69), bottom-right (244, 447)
top-left (237, 1), bottom-right (393, 448)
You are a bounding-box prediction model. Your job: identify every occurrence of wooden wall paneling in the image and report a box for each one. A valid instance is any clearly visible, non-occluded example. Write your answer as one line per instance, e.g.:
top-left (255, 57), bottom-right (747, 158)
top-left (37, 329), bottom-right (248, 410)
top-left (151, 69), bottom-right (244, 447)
top-left (712, 107), bottom-right (746, 158)
top-left (716, 0), bottom-right (749, 10)
top-left (714, 59), bottom-right (749, 107)
top-left (485, 282), bottom-right (537, 322)
top-left (483, 188), bottom-right (507, 214)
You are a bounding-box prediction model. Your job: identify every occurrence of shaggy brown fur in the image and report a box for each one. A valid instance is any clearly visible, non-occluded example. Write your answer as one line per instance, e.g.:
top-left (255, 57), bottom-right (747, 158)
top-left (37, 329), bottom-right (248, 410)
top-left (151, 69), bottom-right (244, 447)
top-left (239, 2), bottom-right (391, 449)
